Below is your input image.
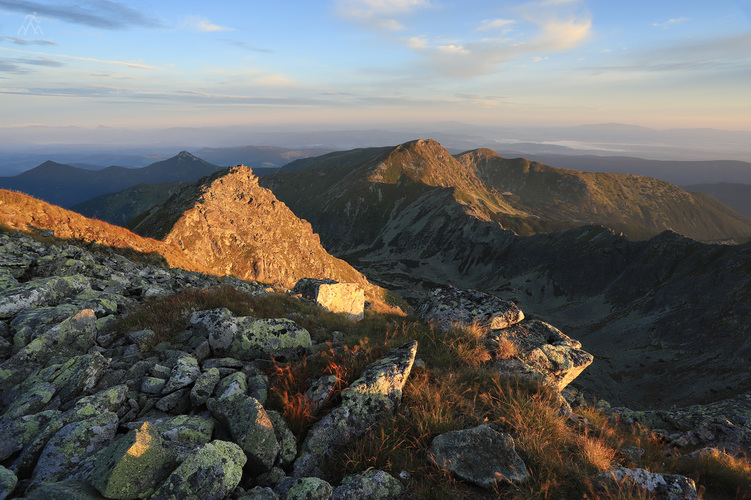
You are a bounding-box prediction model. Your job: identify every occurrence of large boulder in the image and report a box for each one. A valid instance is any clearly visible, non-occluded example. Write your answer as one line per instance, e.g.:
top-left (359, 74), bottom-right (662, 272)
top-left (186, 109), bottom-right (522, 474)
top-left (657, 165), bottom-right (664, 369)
top-left (488, 320), bottom-right (593, 390)
top-left (293, 341), bottom-right (417, 477)
top-left (0, 275), bottom-right (90, 319)
top-left (207, 394), bottom-right (280, 472)
top-left (293, 278), bottom-right (365, 320)
top-left (332, 469), bottom-right (403, 500)
top-left (414, 286), bottom-right (524, 331)
top-left (190, 308), bottom-right (311, 361)
top-left (427, 424), bottom-right (530, 488)
top-left (151, 440), bottom-right (246, 500)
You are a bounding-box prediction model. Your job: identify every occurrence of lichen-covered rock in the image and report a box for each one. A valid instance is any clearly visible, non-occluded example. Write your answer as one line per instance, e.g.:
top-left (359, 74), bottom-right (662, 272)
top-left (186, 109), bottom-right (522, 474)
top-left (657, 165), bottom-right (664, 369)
top-left (0, 410), bottom-right (60, 462)
top-left (1, 381), bottom-right (57, 420)
top-left (247, 372), bottom-right (269, 406)
top-left (305, 375), bottom-right (338, 414)
top-left (91, 422), bottom-right (176, 499)
top-left (414, 286), bottom-right (524, 331)
top-left (161, 355), bottom-right (200, 394)
top-left (30, 411), bottom-right (118, 488)
top-left (62, 384), bottom-right (128, 422)
top-left (23, 479), bottom-right (103, 499)
top-left (152, 415), bottom-right (215, 445)
top-left (266, 410), bottom-right (297, 467)
top-left (293, 278), bottom-right (365, 320)
top-left (215, 371), bottom-right (247, 398)
top-left (294, 341), bottom-right (417, 477)
top-left (9, 304), bottom-right (80, 348)
top-left (428, 424), bottom-right (530, 488)
top-left (141, 377), bottom-right (167, 395)
top-left (207, 394), bottom-right (279, 471)
top-left (488, 320), bottom-right (593, 390)
top-left (277, 477), bottom-right (333, 500)
top-left (239, 486), bottom-right (279, 499)
top-left (150, 440), bottom-right (246, 500)
top-left (332, 469), bottom-right (403, 500)
top-left (47, 352), bottom-right (110, 406)
top-left (0, 465), bottom-right (17, 500)
top-left (190, 367), bottom-right (220, 406)
top-left (191, 308), bottom-right (311, 361)
top-left (594, 467), bottom-right (699, 499)
top-left (0, 274), bottom-right (90, 319)
top-left (155, 387), bottom-right (191, 414)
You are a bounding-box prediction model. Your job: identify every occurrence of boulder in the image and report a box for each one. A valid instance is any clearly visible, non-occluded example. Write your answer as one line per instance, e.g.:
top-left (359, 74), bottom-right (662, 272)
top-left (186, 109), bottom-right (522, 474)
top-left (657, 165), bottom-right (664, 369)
top-left (240, 487), bottom-right (279, 499)
top-left (414, 286), bottom-right (524, 331)
top-left (0, 275), bottom-right (90, 319)
top-left (90, 422), bottom-right (176, 499)
top-left (266, 410), bottom-right (297, 467)
top-left (191, 308), bottom-right (311, 361)
top-left (293, 341), bottom-right (417, 477)
top-left (0, 410), bottom-right (61, 462)
top-left (276, 477), bottom-right (333, 500)
top-left (23, 480), bottom-right (103, 499)
top-left (332, 469), bottom-right (403, 500)
top-left (161, 355), bottom-right (201, 394)
top-left (594, 467), bottom-right (699, 499)
top-left (150, 440), bottom-right (246, 500)
top-left (293, 278), bottom-right (365, 320)
top-left (190, 368), bottom-right (220, 407)
top-left (30, 411), bottom-right (118, 488)
top-left (207, 394), bottom-right (280, 471)
top-left (215, 371), bottom-right (247, 398)
top-left (0, 465), bottom-right (17, 500)
top-left (427, 424), bottom-right (530, 488)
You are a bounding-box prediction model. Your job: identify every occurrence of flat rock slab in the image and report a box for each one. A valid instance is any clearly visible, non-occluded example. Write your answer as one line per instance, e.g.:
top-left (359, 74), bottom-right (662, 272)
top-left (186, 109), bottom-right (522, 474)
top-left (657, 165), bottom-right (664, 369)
top-left (414, 286), bottom-right (524, 331)
top-left (293, 278), bottom-right (365, 320)
top-left (428, 424), bottom-right (530, 488)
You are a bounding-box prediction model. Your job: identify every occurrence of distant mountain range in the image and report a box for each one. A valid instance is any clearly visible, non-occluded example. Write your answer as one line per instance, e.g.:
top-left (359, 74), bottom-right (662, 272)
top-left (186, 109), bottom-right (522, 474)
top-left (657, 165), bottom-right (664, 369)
top-left (684, 183), bottom-right (751, 219)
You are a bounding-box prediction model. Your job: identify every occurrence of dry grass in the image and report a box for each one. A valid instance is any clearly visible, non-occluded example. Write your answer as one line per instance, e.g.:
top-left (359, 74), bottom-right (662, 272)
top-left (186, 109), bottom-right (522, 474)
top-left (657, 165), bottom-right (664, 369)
top-left (672, 448), bottom-right (751, 500)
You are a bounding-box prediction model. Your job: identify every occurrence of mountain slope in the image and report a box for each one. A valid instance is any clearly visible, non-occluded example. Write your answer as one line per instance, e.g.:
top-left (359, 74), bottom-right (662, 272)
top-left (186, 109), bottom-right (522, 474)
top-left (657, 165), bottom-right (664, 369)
top-left (129, 165), bottom-right (391, 306)
top-left (685, 182), bottom-right (751, 219)
top-left (0, 151), bottom-right (222, 208)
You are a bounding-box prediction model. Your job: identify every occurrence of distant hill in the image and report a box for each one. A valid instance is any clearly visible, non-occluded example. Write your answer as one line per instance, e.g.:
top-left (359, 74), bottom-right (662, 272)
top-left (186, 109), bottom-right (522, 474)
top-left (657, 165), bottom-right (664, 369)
top-left (70, 182), bottom-right (191, 226)
top-left (194, 145), bottom-right (332, 173)
top-left (0, 151), bottom-right (222, 207)
top-left (684, 183), bottom-right (751, 219)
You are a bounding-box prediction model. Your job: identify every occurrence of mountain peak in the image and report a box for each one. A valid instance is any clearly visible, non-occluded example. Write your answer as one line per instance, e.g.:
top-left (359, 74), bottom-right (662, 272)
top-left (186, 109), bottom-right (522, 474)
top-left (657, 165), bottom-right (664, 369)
top-left (175, 150), bottom-right (200, 161)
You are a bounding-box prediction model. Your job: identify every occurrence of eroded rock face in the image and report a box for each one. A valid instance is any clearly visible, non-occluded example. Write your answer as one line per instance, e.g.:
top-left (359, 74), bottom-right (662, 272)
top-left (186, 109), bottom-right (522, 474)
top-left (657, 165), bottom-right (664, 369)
top-left (294, 341), bottom-right (418, 478)
top-left (293, 278), bottom-right (365, 320)
top-left (428, 425), bottom-right (530, 488)
top-left (415, 285), bottom-right (524, 331)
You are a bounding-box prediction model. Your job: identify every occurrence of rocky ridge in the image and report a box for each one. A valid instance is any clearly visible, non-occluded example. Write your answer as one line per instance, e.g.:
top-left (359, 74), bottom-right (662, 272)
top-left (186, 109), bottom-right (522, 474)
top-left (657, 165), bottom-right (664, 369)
top-left (0, 230), bottom-right (714, 499)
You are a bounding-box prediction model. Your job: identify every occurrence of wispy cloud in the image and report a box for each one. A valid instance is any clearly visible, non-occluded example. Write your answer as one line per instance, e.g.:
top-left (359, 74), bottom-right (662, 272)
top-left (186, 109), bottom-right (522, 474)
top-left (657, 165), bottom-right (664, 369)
top-left (653, 17), bottom-right (688, 29)
top-left (220, 39), bottom-right (273, 53)
top-left (0, 0), bottom-right (162, 29)
top-left (180, 15), bottom-right (235, 33)
top-left (406, 0), bottom-right (591, 78)
top-left (336, 0), bottom-right (432, 31)
top-left (0, 36), bottom-right (57, 46)
top-left (15, 56), bottom-right (63, 67)
top-left (0, 47), bottom-right (157, 68)
top-left (476, 19), bottom-right (516, 32)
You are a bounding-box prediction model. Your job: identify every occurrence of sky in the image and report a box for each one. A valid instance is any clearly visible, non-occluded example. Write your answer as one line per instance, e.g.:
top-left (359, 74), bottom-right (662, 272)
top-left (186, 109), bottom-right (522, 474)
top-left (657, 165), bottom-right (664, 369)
top-left (1, 0), bottom-right (750, 133)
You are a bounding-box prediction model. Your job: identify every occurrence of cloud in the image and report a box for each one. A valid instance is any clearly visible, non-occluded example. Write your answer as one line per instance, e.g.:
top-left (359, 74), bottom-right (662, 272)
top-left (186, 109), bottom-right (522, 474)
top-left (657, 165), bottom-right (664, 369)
top-left (0, 0), bottom-right (162, 29)
top-left (0, 47), bottom-right (157, 68)
top-left (15, 56), bottom-right (63, 67)
top-left (406, 0), bottom-right (592, 78)
top-left (476, 19), bottom-right (516, 32)
top-left (0, 36), bottom-right (57, 46)
top-left (653, 17), bottom-right (688, 29)
top-left (181, 15), bottom-right (235, 33)
top-left (221, 39), bottom-right (273, 53)
top-left (336, 0), bottom-right (432, 31)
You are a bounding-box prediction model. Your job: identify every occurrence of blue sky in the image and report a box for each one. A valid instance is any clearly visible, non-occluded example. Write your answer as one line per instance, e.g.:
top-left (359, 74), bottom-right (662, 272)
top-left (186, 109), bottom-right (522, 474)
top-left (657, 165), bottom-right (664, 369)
top-left (1, 0), bottom-right (750, 132)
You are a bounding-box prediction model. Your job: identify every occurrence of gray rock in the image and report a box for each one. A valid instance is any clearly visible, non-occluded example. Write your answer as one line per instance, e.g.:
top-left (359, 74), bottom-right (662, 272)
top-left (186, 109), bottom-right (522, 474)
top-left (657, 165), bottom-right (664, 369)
top-left (0, 274), bottom-right (90, 319)
top-left (293, 278), bottom-right (365, 321)
top-left (90, 421), bottom-right (176, 499)
top-left (155, 388), bottom-right (191, 414)
top-left (0, 410), bottom-right (61, 462)
top-left (428, 424), bottom-right (530, 488)
top-left (190, 367), bottom-right (220, 407)
top-left (239, 486), bottom-right (279, 500)
top-left (151, 440), bottom-right (246, 500)
top-left (9, 304), bottom-right (80, 348)
top-left (233, 317), bottom-right (311, 361)
top-left (267, 410), bottom-right (297, 467)
top-left (215, 371), bottom-right (247, 398)
top-left (189, 308), bottom-right (238, 350)
top-left (141, 377), bottom-right (167, 395)
top-left (294, 341), bottom-right (417, 477)
top-left (0, 465), bottom-right (17, 500)
top-left (246, 371), bottom-right (269, 406)
top-left (30, 411), bottom-right (118, 487)
top-left (305, 375), bottom-right (339, 414)
top-left (161, 355), bottom-right (200, 394)
top-left (24, 480), bottom-right (103, 499)
top-left (594, 467), bottom-right (699, 500)
top-left (332, 469), bottom-right (403, 500)
top-left (277, 477), bottom-right (333, 500)
top-left (207, 394), bottom-right (280, 471)
top-left (414, 285), bottom-right (524, 331)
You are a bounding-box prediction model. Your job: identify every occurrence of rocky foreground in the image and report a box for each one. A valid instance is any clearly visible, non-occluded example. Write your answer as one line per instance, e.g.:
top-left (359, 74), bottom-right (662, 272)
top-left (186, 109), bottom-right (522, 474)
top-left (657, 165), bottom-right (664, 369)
top-left (0, 230), bottom-right (744, 498)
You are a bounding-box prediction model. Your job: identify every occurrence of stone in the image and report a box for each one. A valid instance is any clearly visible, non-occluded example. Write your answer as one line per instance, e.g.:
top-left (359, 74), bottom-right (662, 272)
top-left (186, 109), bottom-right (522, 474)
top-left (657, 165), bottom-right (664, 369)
top-left (294, 341), bottom-right (417, 477)
top-left (141, 377), bottom-right (167, 395)
top-left (239, 486), bottom-right (279, 500)
top-left (594, 467), bottom-right (699, 500)
top-left (0, 465), bottom-right (17, 500)
top-left (305, 375), bottom-right (339, 414)
top-left (267, 410), bottom-right (297, 467)
top-left (0, 410), bottom-right (61, 462)
top-left (0, 274), bottom-right (90, 319)
top-left (24, 480), bottom-right (103, 499)
top-left (207, 394), bottom-right (279, 471)
top-left (293, 278), bottom-right (365, 320)
top-left (190, 367), bottom-right (220, 407)
top-left (414, 285), bottom-right (524, 331)
top-left (91, 422), bottom-right (176, 499)
top-left (9, 304), bottom-right (79, 347)
top-left (161, 355), bottom-right (200, 394)
top-left (189, 308), bottom-right (238, 349)
top-left (48, 353), bottom-right (110, 406)
top-left (523, 344), bottom-right (593, 390)
top-left (247, 372), bottom-right (269, 406)
top-left (277, 477), bottom-right (333, 500)
top-left (215, 371), bottom-right (248, 398)
top-left (155, 388), bottom-right (191, 414)
top-left (150, 440), bottom-right (246, 500)
top-left (61, 385), bottom-right (129, 421)
top-left (332, 469), bottom-right (403, 500)
top-left (428, 424), bottom-right (530, 488)
top-left (30, 411), bottom-right (118, 487)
